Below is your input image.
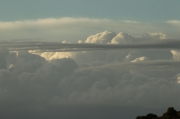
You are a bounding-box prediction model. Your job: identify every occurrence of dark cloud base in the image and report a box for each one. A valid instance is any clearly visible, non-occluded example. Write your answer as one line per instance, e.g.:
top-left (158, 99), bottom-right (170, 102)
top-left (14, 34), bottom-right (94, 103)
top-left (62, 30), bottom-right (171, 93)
top-left (0, 104), bottom-right (167, 119)
top-left (1, 39), bottom-right (180, 52)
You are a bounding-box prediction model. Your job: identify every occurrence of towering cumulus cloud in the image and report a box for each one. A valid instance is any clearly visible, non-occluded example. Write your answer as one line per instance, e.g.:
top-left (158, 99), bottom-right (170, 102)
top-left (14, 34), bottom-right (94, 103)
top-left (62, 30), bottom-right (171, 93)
top-left (0, 31), bottom-right (180, 119)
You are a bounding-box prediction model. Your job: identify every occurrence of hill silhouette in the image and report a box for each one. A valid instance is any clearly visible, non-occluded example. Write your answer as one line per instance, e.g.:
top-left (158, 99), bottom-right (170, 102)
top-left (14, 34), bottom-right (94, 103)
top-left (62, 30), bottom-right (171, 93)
top-left (136, 107), bottom-right (180, 119)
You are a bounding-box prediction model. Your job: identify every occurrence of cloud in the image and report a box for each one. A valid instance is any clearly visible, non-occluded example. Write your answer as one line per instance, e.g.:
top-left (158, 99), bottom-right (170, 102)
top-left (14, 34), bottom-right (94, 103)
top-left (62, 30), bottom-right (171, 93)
top-left (171, 50), bottom-right (180, 60)
top-left (167, 20), bottom-right (180, 26)
top-left (17, 31), bottom-right (171, 68)
top-left (1, 30), bottom-right (180, 119)
top-left (1, 39), bottom-right (180, 52)
top-left (55, 71), bottom-right (180, 107)
top-left (85, 31), bottom-right (117, 44)
top-left (0, 49), bottom-right (179, 107)
top-left (131, 56), bottom-right (148, 62)
top-left (76, 60), bottom-right (180, 72)
top-left (0, 17), bottom-right (180, 42)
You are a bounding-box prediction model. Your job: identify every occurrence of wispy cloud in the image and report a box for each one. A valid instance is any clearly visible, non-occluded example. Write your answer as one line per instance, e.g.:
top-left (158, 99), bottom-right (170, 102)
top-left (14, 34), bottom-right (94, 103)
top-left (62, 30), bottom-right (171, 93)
top-left (166, 20), bottom-right (180, 25)
top-left (1, 39), bottom-right (180, 52)
top-left (76, 60), bottom-right (180, 71)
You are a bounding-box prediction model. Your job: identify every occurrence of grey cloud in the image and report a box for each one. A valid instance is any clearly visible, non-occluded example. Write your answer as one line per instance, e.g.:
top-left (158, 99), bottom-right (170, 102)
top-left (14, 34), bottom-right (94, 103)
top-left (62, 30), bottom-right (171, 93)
top-left (0, 49), bottom-right (9, 69)
top-left (55, 69), bottom-right (180, 107)
top-left (1, 39), bottom-right (180, 52)
top-left (76, 60), bottom-right (180, 72)
top-left (0, 49), bottom-right (180, 119)
top-left (1, 31), bottom-right (180, 119)
top-left (0, 31), bottom-right (176, 59)
top-left (0, 50), bottom-right (179, 104)
top-left (0, 104), bottom-right (166, 119)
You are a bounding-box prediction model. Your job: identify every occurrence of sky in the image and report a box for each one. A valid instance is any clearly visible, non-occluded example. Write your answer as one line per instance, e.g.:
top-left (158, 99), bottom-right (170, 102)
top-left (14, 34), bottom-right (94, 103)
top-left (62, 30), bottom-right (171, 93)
top-left (1, 1), bottom-right (180, 119)
top-left (1, 0), bottom-right (180, 22)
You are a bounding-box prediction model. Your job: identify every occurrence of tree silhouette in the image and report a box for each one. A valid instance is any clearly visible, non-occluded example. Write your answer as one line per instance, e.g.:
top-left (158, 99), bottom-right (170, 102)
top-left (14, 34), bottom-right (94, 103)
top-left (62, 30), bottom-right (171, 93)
top-left (136, 113), bottom-right (158, 119)
top-left (135, 107), bottom-right (180, 119)
top-left (161, 107), bottom-right (178, 119)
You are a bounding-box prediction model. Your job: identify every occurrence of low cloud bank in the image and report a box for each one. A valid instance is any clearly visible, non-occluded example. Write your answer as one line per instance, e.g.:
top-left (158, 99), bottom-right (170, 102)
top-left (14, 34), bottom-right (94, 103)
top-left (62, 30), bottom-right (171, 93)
top-left (1, 31), bottom-right (180, 119)
top-left (0, 50), bottom-right (180, 107)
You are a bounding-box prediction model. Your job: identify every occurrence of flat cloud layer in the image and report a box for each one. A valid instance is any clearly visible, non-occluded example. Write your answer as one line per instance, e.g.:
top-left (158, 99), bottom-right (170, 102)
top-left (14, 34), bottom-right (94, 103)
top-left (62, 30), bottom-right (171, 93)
top-left (1, 31), bottom-right (180, 119)
top-left (0, 17), bottom-right (180, 42)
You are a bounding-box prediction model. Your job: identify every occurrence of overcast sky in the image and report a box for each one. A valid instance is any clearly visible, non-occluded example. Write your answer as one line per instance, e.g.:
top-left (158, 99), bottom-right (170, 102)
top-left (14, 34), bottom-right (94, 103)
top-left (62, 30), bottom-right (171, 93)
top-left (1, 1), bottom-right (180, 119)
